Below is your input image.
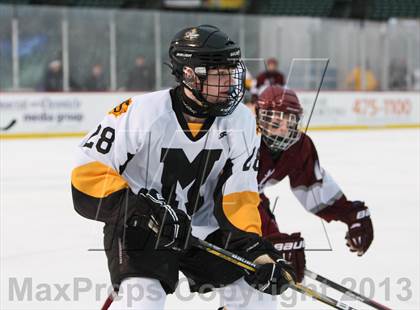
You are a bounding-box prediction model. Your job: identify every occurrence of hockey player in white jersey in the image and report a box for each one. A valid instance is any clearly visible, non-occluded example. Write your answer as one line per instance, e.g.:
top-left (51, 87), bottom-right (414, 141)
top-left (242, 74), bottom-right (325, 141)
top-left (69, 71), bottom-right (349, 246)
top-left (71, 25), bottom-right (296, 309)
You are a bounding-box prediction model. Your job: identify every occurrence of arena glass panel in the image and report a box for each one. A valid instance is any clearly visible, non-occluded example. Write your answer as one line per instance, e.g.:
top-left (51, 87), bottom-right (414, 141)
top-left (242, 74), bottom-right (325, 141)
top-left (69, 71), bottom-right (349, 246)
top-left (15, 5), bottom-right (62, 91)
top-left (241, 15), bottom-right (261, 83)
top-left (67, 7), bottom-right (110, 91)
top-left (387, 20), bottom-right (420, 90)
top-left (114, 9), bottom-right (155, 91)
top-left (0, 5), bottom-right (13, 90)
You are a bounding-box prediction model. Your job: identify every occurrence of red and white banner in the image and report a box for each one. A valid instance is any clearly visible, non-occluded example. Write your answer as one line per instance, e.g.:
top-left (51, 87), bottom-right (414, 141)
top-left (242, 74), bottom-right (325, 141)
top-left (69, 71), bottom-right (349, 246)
top-left (297, 91), bottom-right (420, 129)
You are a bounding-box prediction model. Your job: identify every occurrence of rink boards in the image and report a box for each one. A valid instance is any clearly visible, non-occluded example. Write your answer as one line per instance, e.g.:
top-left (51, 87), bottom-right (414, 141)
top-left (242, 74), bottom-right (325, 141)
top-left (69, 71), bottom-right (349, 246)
top-left (0, 91), bottom-right (419, 138)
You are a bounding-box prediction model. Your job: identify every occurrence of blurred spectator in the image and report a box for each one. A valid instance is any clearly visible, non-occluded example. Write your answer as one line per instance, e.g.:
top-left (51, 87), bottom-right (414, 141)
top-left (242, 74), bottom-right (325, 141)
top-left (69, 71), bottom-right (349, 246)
top-left (244, 70), bottom-right (257, 113)
top-left (84, 64), bottom-right (107, 91)
top-left (126, 55), bottom-right (154, 91)
top-left (256, 58), bottom-right (285, 89)
top-left (43, 60), bottom-right (63, 91)
top-left (345, 64), bottom-right (378, 91)
top-left (389, 59), bottom-right (408, 90)
top-left (242, 68), bottom-right (257, 114)
top-left (412, 68), bottom-right (420, 91)
top-left (245, 70), bottom-right (255, 92)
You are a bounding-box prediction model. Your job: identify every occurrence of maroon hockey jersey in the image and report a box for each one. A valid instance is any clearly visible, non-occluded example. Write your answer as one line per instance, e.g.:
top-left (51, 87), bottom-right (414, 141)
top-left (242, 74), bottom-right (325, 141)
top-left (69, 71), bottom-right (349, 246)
top-left (257, 133), bottom-right (354, 236)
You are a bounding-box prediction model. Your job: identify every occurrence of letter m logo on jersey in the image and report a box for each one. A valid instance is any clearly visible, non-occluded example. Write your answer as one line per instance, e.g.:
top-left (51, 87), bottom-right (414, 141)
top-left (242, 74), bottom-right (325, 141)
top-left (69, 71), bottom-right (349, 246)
top-left (160, 148), bottom-right (222, 215)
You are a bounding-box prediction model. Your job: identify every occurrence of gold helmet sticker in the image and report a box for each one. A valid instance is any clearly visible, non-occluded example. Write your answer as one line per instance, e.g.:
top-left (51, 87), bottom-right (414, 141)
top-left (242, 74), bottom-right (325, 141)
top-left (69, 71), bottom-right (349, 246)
top-left (184, 28), bottom-right (199, 40)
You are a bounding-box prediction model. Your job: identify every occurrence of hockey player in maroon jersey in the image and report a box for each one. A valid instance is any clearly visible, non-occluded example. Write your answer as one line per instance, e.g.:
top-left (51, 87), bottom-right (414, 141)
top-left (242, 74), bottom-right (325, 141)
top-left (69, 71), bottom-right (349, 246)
top-left (256, 85), bottom-right (374, 282)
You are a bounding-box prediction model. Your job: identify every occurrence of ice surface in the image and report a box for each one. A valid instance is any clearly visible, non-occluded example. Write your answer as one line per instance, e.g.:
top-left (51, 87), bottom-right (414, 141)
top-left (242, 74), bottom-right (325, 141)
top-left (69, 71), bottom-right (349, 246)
top-left (1, 129), bottom-right (419, 309)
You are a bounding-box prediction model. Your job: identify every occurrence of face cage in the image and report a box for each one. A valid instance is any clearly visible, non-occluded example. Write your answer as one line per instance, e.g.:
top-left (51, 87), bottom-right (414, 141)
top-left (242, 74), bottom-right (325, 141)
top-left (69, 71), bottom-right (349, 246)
top-left (184, 61), bottom-right (246, 116)
top-left (258, 109), bottom-right (302, 152)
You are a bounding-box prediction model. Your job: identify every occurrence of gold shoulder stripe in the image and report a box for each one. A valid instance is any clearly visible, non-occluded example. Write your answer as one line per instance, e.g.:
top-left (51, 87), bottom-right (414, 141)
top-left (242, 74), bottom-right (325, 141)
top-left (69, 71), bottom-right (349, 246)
top-left (71, 161), bottom-right (128, 198)
top-left (223, 191), bottom-right (262, 235)
top-left (108, 98), bottom-right (133, 117)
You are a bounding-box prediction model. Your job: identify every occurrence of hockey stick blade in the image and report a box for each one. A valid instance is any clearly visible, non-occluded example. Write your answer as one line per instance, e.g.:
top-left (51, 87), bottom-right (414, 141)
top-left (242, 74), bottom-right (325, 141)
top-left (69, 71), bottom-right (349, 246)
top-left (1, 119), bottom-right (17, 131)
top-left (305, 269), bottom-right (393, 310)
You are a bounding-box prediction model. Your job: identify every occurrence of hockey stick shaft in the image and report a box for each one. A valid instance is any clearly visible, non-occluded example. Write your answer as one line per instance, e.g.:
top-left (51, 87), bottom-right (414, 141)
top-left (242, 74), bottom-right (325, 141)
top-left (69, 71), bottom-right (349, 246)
top-left (149, 218), bottom-right (356, 309)
top-left (192, 238), bottom-right (358, 310)
top-left (101, 291), bottom-right (116, 310)
top-left (305, 269), bottom-right (392, 310)
top-left (99, 250), bottom-right (355, 310)
top-left (101, 220), bottom-right (357, 310)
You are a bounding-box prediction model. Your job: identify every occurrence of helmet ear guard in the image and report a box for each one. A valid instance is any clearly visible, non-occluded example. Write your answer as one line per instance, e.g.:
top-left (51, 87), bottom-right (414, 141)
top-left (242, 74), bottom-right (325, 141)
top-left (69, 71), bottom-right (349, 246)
top-left (181, 66), bottom-right (209, 112)
top-left (182, 67), bottom-right (200, 88)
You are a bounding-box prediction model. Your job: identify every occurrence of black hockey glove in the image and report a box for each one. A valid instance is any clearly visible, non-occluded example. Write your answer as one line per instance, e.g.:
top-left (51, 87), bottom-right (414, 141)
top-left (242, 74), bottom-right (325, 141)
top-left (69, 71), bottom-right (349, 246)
top-left (343, 201), bottom-right (373, 256)
top-left (138, 188), bottom-right (192, 251)
top-left (228, 234), bottom-right (296, 295)
top-left (124, 188), bottom-right (192, 254)
top-left (245, 256), bottom-right (296, 295)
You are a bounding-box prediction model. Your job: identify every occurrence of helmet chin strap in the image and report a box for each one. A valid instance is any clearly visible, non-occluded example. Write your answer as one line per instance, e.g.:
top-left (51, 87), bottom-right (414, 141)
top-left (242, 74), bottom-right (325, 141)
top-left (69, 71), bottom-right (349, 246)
top-left (179, 84), bottom-right (210, 118)
top-left (262, 135), bottom-right (284, 158)
top-left (262, 135), bottom-right (283, 160)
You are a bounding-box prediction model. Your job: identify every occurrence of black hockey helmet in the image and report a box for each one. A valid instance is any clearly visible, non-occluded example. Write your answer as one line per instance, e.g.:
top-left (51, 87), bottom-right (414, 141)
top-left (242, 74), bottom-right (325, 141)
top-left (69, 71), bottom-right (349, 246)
top-left (169, 25), bottom-right (246, 117)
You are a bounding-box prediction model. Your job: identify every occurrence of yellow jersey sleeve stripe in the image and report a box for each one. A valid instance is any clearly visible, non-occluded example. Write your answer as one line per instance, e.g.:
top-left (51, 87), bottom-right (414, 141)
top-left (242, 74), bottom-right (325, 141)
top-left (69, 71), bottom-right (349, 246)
top-left (71, 161), bottom-right (128, 198)
top-left (222, 191), bottom-right (262, 236)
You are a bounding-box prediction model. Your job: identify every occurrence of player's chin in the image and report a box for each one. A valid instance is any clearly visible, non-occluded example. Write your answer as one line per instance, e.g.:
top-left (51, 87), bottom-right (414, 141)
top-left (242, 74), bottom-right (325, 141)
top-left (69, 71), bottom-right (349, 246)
top-left (217, 92), bottom-right (230, 101)
top-left (206, 94), bottom-right (229, 104)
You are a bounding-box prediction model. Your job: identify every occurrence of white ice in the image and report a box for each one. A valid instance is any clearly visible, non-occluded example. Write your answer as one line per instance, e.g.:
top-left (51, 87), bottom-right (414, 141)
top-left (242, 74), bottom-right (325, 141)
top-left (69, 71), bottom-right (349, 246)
top-left (1, 129), bottom-right (419, 309)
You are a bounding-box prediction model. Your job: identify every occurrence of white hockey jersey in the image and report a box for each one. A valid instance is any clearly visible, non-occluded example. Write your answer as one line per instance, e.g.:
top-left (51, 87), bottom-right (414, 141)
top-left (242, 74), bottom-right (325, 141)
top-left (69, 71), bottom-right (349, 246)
top-left (71, 88), bottom-right (262, 239)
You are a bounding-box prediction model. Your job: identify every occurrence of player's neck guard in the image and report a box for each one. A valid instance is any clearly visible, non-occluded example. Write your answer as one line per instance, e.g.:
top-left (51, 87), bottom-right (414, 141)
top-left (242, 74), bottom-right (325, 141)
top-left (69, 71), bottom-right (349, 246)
top-left (179, 85), bottom-right (211, 118)
top-left (170, 87), bottom-right (216, 141)
top-left (178, 85), bottom-right (210, 118)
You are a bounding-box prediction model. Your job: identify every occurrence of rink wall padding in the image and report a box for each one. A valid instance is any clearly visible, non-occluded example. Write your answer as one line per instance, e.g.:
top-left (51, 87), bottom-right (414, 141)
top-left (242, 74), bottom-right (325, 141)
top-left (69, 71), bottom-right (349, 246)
top-left (1, 91), bottom-right (419, 139)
